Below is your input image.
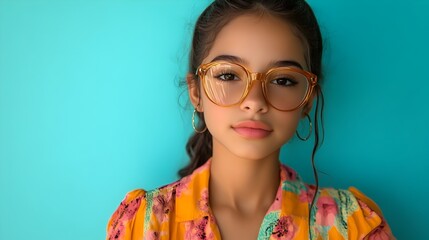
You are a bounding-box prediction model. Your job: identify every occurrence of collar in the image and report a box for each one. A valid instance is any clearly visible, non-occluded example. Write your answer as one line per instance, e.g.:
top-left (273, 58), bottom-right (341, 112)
top-left (175, 159), bottom-right (212, 222)
top-left (175, 159), bottom-right (310, 222)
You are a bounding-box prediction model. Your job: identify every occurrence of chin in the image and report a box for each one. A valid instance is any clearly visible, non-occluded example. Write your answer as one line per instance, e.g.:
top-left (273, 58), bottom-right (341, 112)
top-left (229, 146), bottom-right (278, 161)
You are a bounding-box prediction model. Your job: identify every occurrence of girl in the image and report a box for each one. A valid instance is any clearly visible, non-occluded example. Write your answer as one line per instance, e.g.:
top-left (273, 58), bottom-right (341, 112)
top-left (107, 0), bottom-right (394, 239)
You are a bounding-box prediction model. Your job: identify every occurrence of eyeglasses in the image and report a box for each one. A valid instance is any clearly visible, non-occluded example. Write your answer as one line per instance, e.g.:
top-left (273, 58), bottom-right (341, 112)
top-left (195, 61), bottom-right (318, 111)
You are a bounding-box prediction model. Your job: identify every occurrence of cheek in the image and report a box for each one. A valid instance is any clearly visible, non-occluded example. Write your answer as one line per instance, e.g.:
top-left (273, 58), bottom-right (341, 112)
top-left (272, 110), bottom-right (303, 140)
top-left (200, 92), bottom-right (226, 130)
top-left (202, 102), bottom-right (229, 133)
top-left (290, 112), bottom-right (303, 129)
top-left (274, 107), bottom-right (302, 125)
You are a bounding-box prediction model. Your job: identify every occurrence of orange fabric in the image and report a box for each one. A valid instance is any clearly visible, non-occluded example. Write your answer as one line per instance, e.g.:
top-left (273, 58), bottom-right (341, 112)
top-left (107, 160), bottom-right (395, 239)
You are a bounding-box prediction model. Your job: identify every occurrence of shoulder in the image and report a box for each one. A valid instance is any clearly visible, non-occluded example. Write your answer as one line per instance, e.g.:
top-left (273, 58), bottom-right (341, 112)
top-left (279, 163), bottom-right (394, 239)
top-left (106, 178), bottom-right (190, 240)
top-left (106, 189), bottom-right (147, 240)
top-left (313, 186), bottom-right (395, 239)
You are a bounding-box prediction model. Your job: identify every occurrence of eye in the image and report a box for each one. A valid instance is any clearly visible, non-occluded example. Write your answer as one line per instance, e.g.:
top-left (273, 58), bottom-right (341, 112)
top-left (215, 72), bottom-right (239, 81)
top-left (270, 77), bottom-right (297, 87)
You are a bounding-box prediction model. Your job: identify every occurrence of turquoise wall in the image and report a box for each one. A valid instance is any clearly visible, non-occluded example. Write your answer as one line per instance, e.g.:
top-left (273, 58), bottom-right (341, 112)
top-left (0, 0), bottom-right (427, 239)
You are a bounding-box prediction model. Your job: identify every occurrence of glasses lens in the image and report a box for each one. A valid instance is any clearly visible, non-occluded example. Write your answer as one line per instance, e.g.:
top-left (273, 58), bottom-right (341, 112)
top-left (265, 68), bottom-right (309, 110)
top-left (203, 63), bottom-right (247, 105)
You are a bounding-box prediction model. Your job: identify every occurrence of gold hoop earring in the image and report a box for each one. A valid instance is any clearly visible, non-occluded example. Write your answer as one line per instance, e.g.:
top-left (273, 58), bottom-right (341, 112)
top-left (192, 109), bottom-right (207, 133)
top-left (296, 113), bottom-right (312, 141)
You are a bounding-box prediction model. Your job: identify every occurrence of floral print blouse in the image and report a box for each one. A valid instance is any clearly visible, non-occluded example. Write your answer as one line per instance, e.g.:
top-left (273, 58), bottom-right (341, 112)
top-left (106, 159), bottom-right (394, 239)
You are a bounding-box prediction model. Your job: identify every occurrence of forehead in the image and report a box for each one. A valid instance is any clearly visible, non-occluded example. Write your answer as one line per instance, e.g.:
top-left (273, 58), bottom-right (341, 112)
top-left (203, 13), bottom-right (307, 71)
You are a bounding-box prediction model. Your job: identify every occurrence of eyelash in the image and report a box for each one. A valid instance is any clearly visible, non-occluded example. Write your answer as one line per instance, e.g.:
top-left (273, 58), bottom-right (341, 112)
top-left (214, 72), bottom-right (239, 81)
top-left (270, 77), bottom-right (298, 87)
top-left (213, 72), bottom-right (299, 87)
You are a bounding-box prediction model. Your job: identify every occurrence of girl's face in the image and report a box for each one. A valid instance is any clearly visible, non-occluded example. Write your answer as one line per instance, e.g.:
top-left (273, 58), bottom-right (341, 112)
top-left (189, 13), bottom-right (313, 160)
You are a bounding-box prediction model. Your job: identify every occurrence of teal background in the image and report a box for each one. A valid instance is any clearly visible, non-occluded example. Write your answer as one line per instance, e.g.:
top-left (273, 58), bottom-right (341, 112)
top-left (0, 0), bottom-right (428, 239)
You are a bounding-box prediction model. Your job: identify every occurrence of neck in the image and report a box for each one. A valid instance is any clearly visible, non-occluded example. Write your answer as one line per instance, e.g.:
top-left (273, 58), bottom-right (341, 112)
top-left (209, 140), bottom-right (281, 214)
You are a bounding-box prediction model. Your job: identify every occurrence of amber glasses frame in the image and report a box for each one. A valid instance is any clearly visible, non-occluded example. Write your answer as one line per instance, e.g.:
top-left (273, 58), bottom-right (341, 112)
top-left (195, 61), bottom-right (318, 112)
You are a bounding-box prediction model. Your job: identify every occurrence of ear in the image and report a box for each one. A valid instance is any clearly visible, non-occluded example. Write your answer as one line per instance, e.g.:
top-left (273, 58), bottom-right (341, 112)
top-left (187, 73), bottom-right (203, 111)
top-left (301, 92), bottom-right (316, 118)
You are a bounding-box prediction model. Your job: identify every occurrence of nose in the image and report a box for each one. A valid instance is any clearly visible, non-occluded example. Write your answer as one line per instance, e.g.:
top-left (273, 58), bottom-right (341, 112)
top-left (240, 75), bottom-right (268, 113)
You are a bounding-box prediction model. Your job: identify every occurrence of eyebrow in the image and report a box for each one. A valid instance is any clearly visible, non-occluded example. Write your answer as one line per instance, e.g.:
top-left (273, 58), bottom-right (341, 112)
top-left (209, 54), bottom-right (304, 69)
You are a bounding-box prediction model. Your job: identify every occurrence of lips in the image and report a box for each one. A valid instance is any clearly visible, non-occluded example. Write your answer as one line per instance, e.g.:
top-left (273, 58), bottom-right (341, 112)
top-left (232, 120), bottom-right (273, 139)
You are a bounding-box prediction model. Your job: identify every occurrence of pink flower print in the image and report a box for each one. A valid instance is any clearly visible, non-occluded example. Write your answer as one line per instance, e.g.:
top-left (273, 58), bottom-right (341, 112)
top-left (283, 165), bottom-right (298, 181)
top-left (307, 185), bottom-right (316, 198)
top-left (152, 192), bottom-right (173, 223)
top-left (272, 216), bottom-right (296, 240)
top-left (367, 222), bottom-right (391, 240)
top-left (146, 230), bottom-right (160, 240)
top-left (184, 221), bottom-right (193, 239)
top-left (108, 195), bottom-right (142, 239)
top-left (357, 199), bottom-right (377, 219)
top-left (195, 216), bottom-right (210, 239)
top-left (298, 190), bottom-right (309, 203)
top-left (108, 196), bottom-right (142, 239)
top-left (315, 196), bottom-right (338, 226)
top-left (298, 185), bottom-right (316, 203)
top-left (185, 216), bottom-right (213, 240)
top-left (108, 222), bottom-right (124, 240)
top-left (176, 175), bottom-right (191, 197)
top-left (123, 197), bottom-right (141, 219)
top-left (198, 189), bottom-right (209, 212)
top-left (268, 195), bottom-right (282, 212)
